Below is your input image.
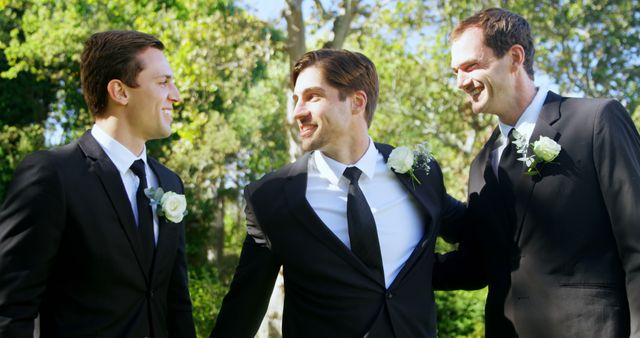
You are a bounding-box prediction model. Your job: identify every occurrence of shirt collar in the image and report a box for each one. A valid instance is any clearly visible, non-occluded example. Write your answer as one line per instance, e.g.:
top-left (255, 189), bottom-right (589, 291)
top-left (499, 87), bottom-right (549, 141)
top-left (91, 124), bottom-right (148, 175)
top-left (313, 137), bottom-right (378, 185)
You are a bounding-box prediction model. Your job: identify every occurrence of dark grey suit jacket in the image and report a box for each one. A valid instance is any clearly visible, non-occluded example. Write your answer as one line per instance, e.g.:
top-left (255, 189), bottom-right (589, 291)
top-left (0, 131), bottom-right (196, 338)
top-left (435, 92), bottom-right (640, 338)
top-left (211, 143), bottom-right (465, 338)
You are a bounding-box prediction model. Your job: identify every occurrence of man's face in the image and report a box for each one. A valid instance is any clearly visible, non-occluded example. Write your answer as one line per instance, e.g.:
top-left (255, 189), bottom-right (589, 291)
top-left (451, 27), bottom-right (515, 117)
top-left (124, 47), bottom-right (181, 141)
top-left (292, 66), bottom-right (353, 157)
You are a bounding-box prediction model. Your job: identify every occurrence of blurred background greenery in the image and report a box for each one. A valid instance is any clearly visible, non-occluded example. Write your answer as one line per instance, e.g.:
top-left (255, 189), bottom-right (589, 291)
top-left (1, 0), bottom-right (638, 337)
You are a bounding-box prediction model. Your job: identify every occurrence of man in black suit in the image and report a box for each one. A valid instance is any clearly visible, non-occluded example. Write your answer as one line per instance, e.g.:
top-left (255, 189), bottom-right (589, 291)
top-left (211, 49), bottom-right (465, 337)
top-left (0, 30), bottom-right (196, 338)
top-left (436, 8), bottom-right (640, 338)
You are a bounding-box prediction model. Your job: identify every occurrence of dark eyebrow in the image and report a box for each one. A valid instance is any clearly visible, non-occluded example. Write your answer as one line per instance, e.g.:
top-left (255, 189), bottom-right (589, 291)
top-left (292, 86), bottom-right (326, 101)
top-left (452, 58), bottom-right (478, 74)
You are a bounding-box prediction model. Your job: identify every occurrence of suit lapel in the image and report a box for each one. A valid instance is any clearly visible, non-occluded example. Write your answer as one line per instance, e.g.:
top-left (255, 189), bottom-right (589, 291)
top-left (512, 92), bottom-right (562, 244)
top-left (374, 143), bottom-right (438, 285)
top-left (376, 143), bottom-right (435, 224)
top-left (471, 129), bottom-right (517, 245)
top-left (147, 158), bottom-right (179, 280)
top-left (77, 131), bottom-right (149, 282)
top-left (284, 153), bottom-right (384, 286)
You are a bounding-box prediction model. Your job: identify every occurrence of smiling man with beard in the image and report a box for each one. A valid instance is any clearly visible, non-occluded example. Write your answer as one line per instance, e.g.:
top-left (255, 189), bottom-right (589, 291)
top-left (211, 49), bottom-right (465, 338)
top-left (435, 8), bottom-right (640, 338)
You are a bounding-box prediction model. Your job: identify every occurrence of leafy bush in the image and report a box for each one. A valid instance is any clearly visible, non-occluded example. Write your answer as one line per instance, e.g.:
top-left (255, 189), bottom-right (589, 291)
top-left (189, 266), bottom-right (229, 338)
top-left (436, 289), bottom-right (486, 338)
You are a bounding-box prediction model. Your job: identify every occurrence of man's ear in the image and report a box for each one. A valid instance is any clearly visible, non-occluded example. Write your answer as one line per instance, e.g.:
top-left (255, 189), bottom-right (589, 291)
top-left (351, 90), bottom-right (368, 115)
top-left (509, 44), bottom-right (526, 72)
top-left (107, 79), bottom-right (128, 106)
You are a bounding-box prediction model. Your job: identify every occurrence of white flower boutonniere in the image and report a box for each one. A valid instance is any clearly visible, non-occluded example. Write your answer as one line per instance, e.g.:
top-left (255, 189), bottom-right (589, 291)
top-left (513, 131), bottom-right (561, 176)
top-left (387, 142), bottom-right (434, 185)
top-left (144, 187), bottom-right (188, 223)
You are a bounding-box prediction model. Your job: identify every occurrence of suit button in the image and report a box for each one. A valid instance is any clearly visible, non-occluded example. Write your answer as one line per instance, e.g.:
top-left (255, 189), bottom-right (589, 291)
top-left (386, 291), bottom-right (393, 299)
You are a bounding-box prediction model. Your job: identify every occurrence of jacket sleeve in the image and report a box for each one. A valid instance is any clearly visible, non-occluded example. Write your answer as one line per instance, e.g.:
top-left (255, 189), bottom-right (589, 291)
top-left (0, 152), bottom-right (66, 337)
top-left (433, 194), bottom-right (488, 291)
top-left (209, 185), bottom-right (281, 338)
top-left (166, 176), bottom-right (197, 338)
top-left (592, 99), bottom-right (640, 336)
top-left (431, 155), bottom-right (488, 291)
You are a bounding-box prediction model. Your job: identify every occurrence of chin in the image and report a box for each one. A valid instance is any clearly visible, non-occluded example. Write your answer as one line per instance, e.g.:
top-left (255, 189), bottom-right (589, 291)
top-left (157, 127), bottom-right (173, 139)
top-left (301, 138), bottom-right (324, 153)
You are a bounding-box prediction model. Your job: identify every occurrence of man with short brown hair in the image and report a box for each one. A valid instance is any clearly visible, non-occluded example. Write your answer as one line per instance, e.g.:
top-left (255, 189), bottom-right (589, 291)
top-left (211, 48), bottom-right (465, 337)
top-left (436, 7), bottom-right (640, 338)
top-left (0, 30), bottom-right (196, 338)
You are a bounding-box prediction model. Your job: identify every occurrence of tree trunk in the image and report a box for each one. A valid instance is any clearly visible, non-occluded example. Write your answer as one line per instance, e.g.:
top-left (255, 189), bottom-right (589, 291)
top-left (285, 0), bottom-right (306, 71)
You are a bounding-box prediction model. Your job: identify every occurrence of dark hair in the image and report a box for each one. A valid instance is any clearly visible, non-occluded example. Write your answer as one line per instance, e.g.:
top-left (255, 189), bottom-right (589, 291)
top-left (80, 30), bottom-right (164, 116)
top-left (291, 49), bottom-right (379, 126)
top-left (451, 8), bottom-right (535, 79)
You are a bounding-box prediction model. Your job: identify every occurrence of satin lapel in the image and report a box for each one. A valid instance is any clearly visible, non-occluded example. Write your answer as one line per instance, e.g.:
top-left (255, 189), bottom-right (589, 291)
top-left (376, 143), bottom-right (435, 223)
top-left (283, 153), bottom-right (384, 286)
top-left (375, 143), bottom-right (438, 284)
top-left (147, 158), bottom-right (179, 279)
top-left (77, 131), bottom-right (148, 282)
top-left (479, 129), bottom-right (518, 245)
top-left (512, 92), bottom-right (562, 243)
top-left (469, 128), bottom-right (513, 243)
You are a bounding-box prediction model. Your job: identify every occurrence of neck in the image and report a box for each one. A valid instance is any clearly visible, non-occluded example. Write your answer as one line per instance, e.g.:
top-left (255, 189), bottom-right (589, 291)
top-left (322, 130), bottom-right (370, 165)
top-left (95, 116), bottom-right (145, 156)
top-left (499, 78), bottom-right (537, 126)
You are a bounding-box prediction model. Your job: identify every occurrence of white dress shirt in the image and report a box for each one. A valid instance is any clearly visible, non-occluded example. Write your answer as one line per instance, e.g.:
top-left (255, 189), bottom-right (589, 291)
top-left (91, 125), bottom-right (159, 244)
top-left (306, 138), bottom-right (426, 288)
top-left (491, 87), bottom-right (549, 176)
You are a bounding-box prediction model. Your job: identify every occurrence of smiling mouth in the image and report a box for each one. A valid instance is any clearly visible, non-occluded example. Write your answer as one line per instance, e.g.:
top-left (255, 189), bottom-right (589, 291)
top-left (162, 109), bottom-right (173, 120)
top-left (467, 87), bottom-right (483, 100)
top-left (299, 124), bottom-right (317, 137)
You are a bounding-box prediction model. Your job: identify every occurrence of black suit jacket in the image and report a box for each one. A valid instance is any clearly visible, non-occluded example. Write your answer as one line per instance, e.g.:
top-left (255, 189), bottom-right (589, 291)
top-left (211, 143), bottom-right (465, 338)
top-left (435, 92), bottom-right (640, 338)
top-left (0, 131), bottom-right (196, 338)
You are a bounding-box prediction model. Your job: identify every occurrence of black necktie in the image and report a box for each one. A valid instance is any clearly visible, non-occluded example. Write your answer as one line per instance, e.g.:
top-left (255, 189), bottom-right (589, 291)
top-left (497, 130), bottom-right (526, 269)
top-left (497, 129), bottom-right (521, 231)
top-left (130, 159), bottom-right (155, 271)
top-left (498, 129), bottom-right (521, 192)
top-left (343, 166), bottom-right (384, 281)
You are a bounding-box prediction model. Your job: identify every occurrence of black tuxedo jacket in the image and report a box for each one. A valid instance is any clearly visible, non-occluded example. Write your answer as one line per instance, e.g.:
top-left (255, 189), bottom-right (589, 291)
top-left (0, 131), bottom-right (196, 338)
top-left (435, 92), bottom-right (640, 338)
top-left (211, 143), bottom-right (465, 338)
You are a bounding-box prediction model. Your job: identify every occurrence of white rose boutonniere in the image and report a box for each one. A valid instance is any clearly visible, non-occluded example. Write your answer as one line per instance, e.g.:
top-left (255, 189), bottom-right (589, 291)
top-left (532, 136), bottom-right (561, 162)
top-left (387, 142), bottom-right (434, 185)
top-left (513, 131), bottom-right (561, 176)
top-left (144, 187), bottom-right (188, 223)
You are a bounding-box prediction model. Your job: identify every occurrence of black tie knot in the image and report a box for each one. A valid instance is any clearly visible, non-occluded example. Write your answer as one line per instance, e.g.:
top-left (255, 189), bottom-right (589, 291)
top-left (343, 166), bottom-right (362, 183)
top-left (130, 159), bottom-right (146, 180)
top-left (507, 128), bottom-right (516, 143)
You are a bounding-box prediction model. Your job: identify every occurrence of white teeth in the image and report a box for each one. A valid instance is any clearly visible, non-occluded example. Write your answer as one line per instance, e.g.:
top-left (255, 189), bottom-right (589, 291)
top-left (469, 88), bottom-right (482, 96)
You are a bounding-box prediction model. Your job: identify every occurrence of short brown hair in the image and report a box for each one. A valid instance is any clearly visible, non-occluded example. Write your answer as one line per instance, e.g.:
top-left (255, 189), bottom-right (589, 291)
top-left (80, 30), bottom-right (164, 116)
top-left (291, 49), bottom-right (379, 126)
top-left (451, 8), bottom-right (535, 79)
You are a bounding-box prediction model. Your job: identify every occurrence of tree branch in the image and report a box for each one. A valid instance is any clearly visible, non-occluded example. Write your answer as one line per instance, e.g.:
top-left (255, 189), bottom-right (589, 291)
top-left (324, 0), bottom-right (362, 49)
top-left (284, 0), bottom-right (306, 70)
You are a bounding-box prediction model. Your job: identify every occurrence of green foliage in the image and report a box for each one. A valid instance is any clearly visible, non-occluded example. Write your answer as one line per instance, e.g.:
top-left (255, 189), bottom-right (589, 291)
top-left (188, 267), bottom-right (228, 338)
top-left (436, 289), bottom-right (486, 338)
top-left (0, 123), bottom-right (44, 202)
